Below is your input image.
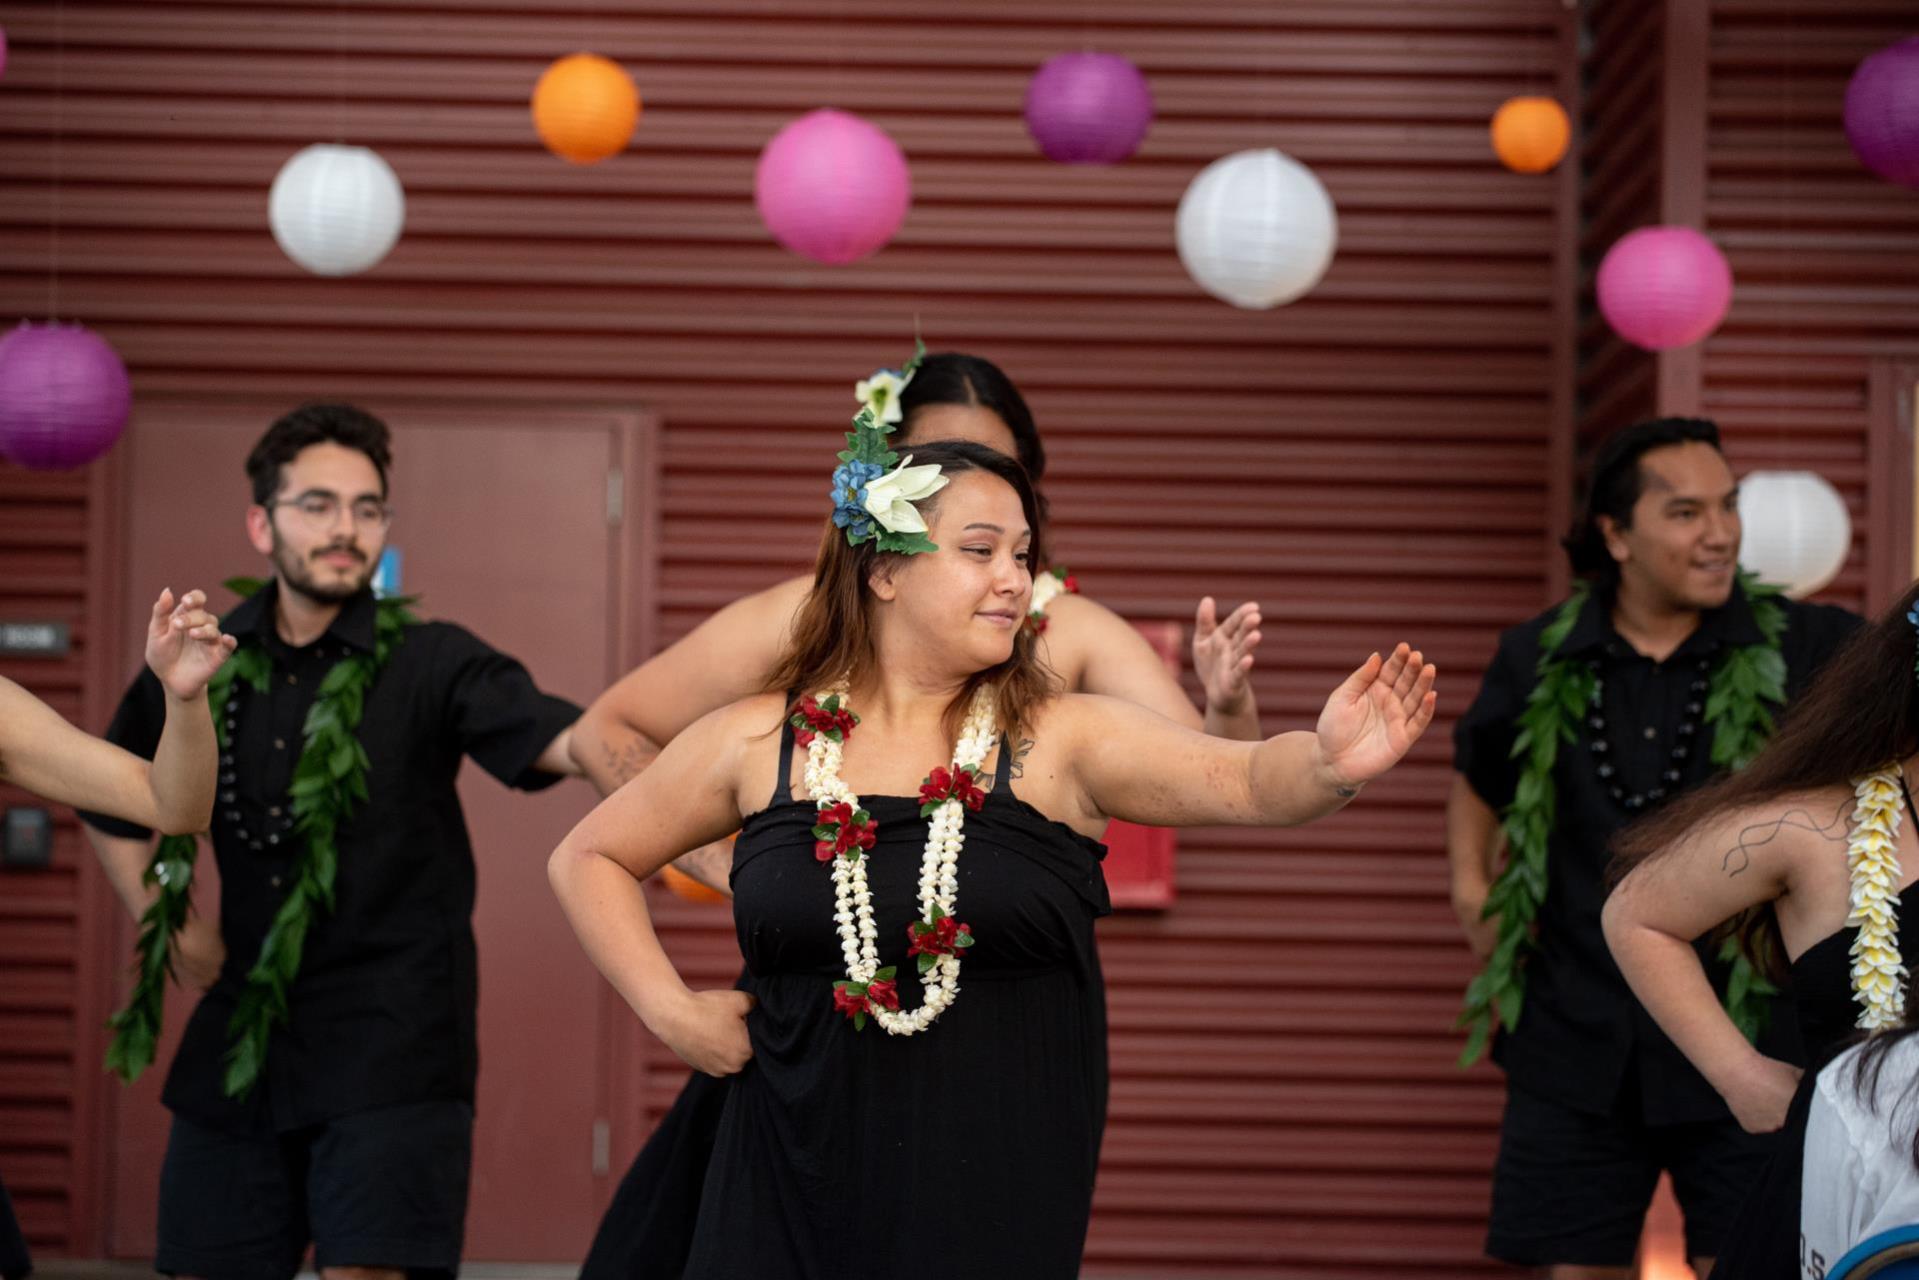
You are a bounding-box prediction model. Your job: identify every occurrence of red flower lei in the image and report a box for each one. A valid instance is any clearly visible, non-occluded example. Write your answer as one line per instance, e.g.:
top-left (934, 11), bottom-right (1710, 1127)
top-left (790, 693), bottom-right (858, 748)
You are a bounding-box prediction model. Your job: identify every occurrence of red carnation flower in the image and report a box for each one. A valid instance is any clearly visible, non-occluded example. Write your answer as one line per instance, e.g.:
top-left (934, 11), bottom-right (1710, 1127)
top-left (865, 978), bottom-right (900, 1011)
top-left (907, 915), bottom-right (968, 958)
top-left (833, 984), bottom-right (869, 1020)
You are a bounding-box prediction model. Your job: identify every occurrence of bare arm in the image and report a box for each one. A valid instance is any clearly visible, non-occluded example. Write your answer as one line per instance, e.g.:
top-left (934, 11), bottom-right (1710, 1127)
top-left (1067, 646), bottom-right (1436, 828)
top-left (1601, 790), bottom-right (1849, 1131)
top-left (1446, 775), bottom-right (1504, 958)
top-left (570, 576), bottom-right (807, 796)
top-left (549, 699), bottom-right (767, 1075)
top-left (534, 727), bottom-right (581, 777)
top-left (0, 591), bottom-right (231, 835)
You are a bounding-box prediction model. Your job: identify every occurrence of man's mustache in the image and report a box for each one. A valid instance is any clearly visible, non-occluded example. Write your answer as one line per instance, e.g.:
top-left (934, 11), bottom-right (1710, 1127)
top-left (312, 545), bottom-right (366, 564)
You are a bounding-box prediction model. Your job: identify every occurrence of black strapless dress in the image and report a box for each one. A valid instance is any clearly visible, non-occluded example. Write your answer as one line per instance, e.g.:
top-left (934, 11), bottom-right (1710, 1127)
top-left (593, 720), bottom-right (1112, 1280)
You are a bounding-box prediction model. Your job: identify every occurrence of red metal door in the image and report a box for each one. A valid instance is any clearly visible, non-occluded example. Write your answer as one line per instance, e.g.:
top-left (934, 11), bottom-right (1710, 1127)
top-left (92, 398), bottom-right (652, 1261)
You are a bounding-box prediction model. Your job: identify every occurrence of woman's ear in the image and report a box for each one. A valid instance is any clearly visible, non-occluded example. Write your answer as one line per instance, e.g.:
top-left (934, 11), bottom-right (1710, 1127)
top-left (868, 555), bottom-right (901, 603)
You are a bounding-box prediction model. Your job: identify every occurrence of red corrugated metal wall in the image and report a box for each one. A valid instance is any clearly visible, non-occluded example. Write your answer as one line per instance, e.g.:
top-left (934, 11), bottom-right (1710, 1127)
top-left (0, 0), bottom-right (1582, 1272)
top-left (1701, 0), bottom-right (1919, 611)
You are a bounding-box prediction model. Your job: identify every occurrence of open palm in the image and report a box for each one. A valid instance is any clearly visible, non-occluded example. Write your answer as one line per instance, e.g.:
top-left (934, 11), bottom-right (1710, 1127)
top-left (1314, 644), bottom-right (1437, 788)
top-left (144, 588), bottom-right (236, 701)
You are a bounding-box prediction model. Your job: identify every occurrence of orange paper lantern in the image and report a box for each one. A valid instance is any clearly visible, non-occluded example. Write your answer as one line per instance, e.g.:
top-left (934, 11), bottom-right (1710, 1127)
top-left (1490, 96), bottom-right (1570, 174)
top-left (532, 53), bottom-right (640, 165)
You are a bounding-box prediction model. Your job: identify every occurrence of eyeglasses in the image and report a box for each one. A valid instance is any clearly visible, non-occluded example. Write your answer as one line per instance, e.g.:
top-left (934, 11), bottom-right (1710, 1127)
top-left (266, 492), bottom-right (394, 528)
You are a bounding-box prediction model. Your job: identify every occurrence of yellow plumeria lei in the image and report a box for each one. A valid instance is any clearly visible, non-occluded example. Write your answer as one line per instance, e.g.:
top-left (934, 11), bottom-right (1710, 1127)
top-left (1848, 767), bottom-right (1909, 1030)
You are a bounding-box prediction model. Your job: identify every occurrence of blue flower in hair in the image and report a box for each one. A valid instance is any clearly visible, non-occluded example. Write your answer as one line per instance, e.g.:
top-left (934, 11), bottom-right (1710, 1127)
top-left (831, 460), bottom-right (886, 542)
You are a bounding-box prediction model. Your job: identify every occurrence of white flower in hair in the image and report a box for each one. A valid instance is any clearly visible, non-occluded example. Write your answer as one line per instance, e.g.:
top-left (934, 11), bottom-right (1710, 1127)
top-left (861, 456), bottom-right (949, 535)
top-left (855, 369), bottom-right (908, 427)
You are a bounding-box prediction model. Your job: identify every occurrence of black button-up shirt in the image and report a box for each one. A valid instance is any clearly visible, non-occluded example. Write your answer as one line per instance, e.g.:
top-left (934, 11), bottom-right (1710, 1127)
top-left (82, 581), bottom-right (580, 1134)
top-left (1454, 586), bottom-right (1858, 1124)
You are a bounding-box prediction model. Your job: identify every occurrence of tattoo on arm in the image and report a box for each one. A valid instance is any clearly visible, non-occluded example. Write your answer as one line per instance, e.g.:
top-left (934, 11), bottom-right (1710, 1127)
top-left (1720, 794), bottom-right (1851, 878)
top-left (1334, 785), bottom-right (1359, 799)
top-left (602, 734), bottom-right (659, 787)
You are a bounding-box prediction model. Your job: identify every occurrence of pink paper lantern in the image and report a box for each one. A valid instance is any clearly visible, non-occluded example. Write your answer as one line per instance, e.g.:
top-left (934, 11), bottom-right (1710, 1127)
top-left (1024, 51), bottom-right (1154, 165)
top-left (0, 322), bottom-right (133, 470)
top-left (1596, 226), bottom-right (1733, 351)
top-left (1844, 37), bottom-right (1919, 189)
top-left (755, 108), bottom-right (910, 265)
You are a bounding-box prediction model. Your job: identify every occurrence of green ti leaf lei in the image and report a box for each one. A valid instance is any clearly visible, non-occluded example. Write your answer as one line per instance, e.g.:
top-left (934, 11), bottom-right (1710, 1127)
top-left (839, 339), bottom-right (932, 556)
top-left (1455, 572), bottom-right (1788, 1067)
top-left (106, 576), bottom-right (417, 1098)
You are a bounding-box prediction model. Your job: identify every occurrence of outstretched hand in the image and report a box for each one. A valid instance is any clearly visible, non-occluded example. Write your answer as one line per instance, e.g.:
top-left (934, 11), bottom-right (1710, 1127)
top-left (144, 589), bottom-right (237, 702)
top-left (1315, 643), bottom-right (1438, 789)
top-left (1193, 597), bottom-right (1261, 713)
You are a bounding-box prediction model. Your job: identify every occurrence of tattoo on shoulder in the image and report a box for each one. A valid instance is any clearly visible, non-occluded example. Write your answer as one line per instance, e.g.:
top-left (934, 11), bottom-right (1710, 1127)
top-left (1009, 738), bottom-right (1035, 781)
top-left (1721, 794), bottom-right (1851, 878)
top-left (602, 735), bottom-right (658, 786)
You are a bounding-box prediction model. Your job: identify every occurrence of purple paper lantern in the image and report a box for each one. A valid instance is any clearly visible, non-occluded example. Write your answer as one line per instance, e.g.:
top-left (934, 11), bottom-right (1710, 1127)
top-left (1596, 226), bottom-right (1734, 352)
top-left (1024, 51), bottom-right (1154, 165)
top-left (755, 108), bottom-right (911, 265)
top-left (1844, 37), bottom-right (1919, 189)
top-left (0, 322), bottom-right (133, 470)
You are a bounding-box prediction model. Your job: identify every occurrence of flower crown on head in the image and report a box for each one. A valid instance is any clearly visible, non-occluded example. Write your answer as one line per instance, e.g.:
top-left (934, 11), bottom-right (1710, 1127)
top-left (830, 340), bottom-right (948, 556)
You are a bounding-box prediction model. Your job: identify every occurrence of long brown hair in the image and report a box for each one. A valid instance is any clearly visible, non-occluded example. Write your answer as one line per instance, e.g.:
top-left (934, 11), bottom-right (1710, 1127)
top-left (764, 439), bottom-right (1058, 744)
top-left (1612, 581), bottom-right (1919, 979)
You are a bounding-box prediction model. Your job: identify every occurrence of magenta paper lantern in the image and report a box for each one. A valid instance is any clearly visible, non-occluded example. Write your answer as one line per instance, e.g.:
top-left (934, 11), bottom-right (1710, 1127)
top-left (755, 108), bottom-right (910, 265)
top-left (0, 322), bottom-right (132, 470)
top-left (1596, 226), bottom-right (1733, 351)
top-left (1844, 37), bottom-right (1919, 189)
top-left (1024, 51), bottom-right (1154, 164)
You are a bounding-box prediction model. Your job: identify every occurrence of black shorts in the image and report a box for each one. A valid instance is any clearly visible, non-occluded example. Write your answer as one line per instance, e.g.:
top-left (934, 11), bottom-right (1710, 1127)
top-left (1486, 1079), bottom-right (1776, 1267)
top-left (155, 1098), bottom-right (473, 1280)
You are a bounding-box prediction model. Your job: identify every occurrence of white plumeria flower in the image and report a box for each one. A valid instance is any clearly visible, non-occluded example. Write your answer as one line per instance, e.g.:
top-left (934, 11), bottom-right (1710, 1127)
top-left (861, 456), bottom-right (949, 534)
top-left (855, 369), bottom-right (908, 426)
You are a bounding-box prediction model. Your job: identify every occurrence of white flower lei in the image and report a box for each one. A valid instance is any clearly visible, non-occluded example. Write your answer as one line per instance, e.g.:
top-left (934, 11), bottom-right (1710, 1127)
top-left (1847, 767), bottom-right (1909, 1030)
top-left (804, 685), bottom-right (997, 1035)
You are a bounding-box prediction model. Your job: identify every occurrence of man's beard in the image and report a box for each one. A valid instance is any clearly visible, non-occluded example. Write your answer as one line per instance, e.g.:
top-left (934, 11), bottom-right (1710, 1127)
top-left (272, 532), bottom-right (373, 605)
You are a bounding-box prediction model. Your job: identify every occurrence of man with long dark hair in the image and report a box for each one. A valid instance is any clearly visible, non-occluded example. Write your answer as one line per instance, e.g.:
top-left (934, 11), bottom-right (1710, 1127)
top-left (1448, 417), bottom-right (1858, 1277)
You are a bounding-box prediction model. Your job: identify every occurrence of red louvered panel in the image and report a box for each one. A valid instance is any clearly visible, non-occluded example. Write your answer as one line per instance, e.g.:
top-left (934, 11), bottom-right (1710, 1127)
top-left (0, 0), bottom-right (1573, 1272)
top-left (1700, 0), bottom-right (1919, 615)
top-left (0, 461), bottom-right (100, 1258)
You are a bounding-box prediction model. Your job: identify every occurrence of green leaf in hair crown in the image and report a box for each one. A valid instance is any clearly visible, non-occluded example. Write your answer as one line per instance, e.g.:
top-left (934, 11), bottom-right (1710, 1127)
top-left (829, 341), bottom-right (945, 555)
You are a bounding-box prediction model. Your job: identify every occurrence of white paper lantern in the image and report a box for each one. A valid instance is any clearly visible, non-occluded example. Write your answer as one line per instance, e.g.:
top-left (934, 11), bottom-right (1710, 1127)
top-left (1175, 148), bottom-right (1338, 309)
top-left (1737, 470), bottom-right (1852, 599)
top-left (268, 144), bottom-right (406, 277)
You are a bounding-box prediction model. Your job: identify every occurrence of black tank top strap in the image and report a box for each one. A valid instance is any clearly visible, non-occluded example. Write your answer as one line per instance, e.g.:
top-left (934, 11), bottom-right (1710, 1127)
top-left (992, 733), bottom-right (1015, 794)
top-left (770, 696), bottom-right (799, 806)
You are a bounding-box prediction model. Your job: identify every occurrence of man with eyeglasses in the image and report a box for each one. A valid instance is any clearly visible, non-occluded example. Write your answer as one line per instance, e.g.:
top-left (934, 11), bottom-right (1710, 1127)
top-left (81, 403), bottom-right (583, 1280)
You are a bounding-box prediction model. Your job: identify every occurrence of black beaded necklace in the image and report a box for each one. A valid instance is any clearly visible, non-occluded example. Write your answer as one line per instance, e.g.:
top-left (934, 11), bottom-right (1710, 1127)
top-left (1586, 654), bottom-right (1714, 812)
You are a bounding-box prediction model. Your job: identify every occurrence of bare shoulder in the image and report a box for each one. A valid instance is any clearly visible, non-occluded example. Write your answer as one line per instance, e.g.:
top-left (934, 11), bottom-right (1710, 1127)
top-left (1034, 592), bottom-right (1121, 683)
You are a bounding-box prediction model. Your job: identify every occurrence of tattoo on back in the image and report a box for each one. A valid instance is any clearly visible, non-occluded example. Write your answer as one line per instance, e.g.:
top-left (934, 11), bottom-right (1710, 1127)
top-left (1721, 794), bottom-right (1851, 878)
